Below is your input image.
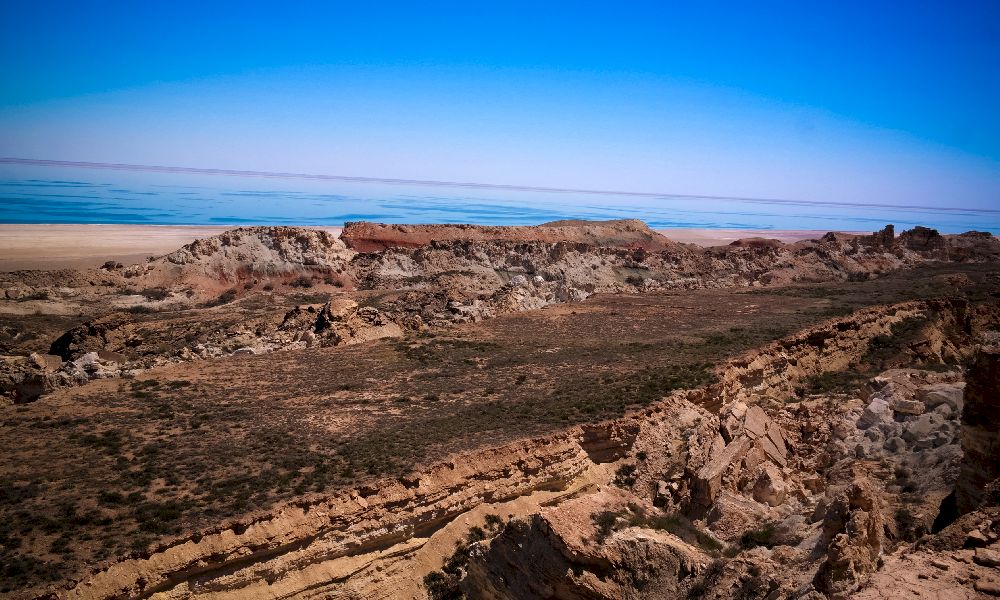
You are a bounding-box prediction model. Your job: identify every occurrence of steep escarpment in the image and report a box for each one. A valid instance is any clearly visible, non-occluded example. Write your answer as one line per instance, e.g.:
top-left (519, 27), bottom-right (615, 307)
top-left (159, 226), bottom-right (354, 278)
top-left (47, 297), bottom-right (998, 600)
top-left (3, 222), bottom-right (1000, 598)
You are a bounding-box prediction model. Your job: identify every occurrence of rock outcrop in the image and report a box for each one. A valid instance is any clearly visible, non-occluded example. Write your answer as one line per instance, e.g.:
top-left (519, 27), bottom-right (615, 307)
top-left (813, 478), bottom-right (884, 598)
top-left (956, 346), bottom-right (1000, 514)
top-left (160, 226), bottom-right (354, 278)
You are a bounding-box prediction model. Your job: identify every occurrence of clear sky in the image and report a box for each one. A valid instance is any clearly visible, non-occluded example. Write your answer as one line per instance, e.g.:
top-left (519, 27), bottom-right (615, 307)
top-left (1, 0), bottom-right (998, 209)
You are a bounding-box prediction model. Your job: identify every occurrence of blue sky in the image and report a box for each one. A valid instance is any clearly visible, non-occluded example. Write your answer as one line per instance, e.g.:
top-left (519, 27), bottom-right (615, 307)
top-left (1, 1), bottom-right (998, 208)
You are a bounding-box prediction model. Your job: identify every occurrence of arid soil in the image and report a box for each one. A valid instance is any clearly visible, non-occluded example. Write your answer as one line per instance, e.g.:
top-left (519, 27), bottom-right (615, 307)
top-left (1, 220), bottom-right (999, 599)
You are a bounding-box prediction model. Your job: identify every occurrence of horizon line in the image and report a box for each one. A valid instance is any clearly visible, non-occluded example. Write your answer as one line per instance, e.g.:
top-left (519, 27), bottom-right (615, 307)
top-left (2, 157), bottom-right (998, 215)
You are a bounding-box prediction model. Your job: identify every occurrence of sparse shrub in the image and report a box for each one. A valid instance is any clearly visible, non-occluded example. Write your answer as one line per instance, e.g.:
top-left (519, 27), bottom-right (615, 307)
top-left (204, 288), bottom-right (238, 307)
top-left (614, 463), bottom-right (638, 488)
top-left (484, 514), bottom-right (504, 532)
top-left (139, 287), bottom-right (169, 301)
top-left (592, 510), bottom-right (619, 542)
top-left (290, 275), bottom-right (314, 288)
top-left (423, 570), bottom-right (464, 600)
top-left (801, 370), bottom-right (864, 395)
top-left (740, 524), bottom-right (776, 549)
top-left (466, 526), bottom-right (486, 543)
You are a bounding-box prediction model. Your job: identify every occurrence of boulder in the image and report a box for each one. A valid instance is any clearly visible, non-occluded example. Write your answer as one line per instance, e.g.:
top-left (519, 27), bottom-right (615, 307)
top-left (720, 401), bottom-right (748, 441)
top-left (918, 382), bottom-right (964, 412)
top-left (692, 435), bottom-right (752, 507)
top-left (744, 405), bottom-right (769, 437)
top-left (974, 547), bottom-right (1000, 568)
top-left (509, 274), bottom-right (528, 287)
top-left (752, 463), bottom-right (788, 507)
top-left (889, 397), bottom-right (925, 416)
top-left (902, 413), bottom-right (936, 443)
top-left (96, 349), bottom-right (126, 363)
top-left (706, 490), bottom-right (767, 532)
top-left (28, 352), bottom-right (62, 371)
top-left (756, 432), bottom-right (788, 468)
top-left (858, 397), bottom-right (892, 429)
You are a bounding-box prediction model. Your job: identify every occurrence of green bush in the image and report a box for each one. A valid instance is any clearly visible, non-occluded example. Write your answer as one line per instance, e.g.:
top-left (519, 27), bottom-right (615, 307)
top-left (740, 525), bottom-right (776, 549)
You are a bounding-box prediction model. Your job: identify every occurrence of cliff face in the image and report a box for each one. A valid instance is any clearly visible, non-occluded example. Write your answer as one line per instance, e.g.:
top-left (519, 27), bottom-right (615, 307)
top-left (158, 226), bottom-right (355, 279)
top-left (956, 346), bottom-right (1000, 514)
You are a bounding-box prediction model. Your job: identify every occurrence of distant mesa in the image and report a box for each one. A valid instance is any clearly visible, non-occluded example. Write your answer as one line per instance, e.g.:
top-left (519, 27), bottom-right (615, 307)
top-left (340, 219), bottom-right (682, 252)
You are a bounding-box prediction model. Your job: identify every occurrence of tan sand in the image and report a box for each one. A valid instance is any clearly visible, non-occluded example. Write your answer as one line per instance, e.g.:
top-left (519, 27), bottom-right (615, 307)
top-left (0, 225), bottom-right (343, 271)
top-left (657, 228), bottom-right (863, 246)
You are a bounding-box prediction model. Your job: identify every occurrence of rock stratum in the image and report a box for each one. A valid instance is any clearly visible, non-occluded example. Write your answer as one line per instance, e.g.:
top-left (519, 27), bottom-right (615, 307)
top-left (1, 220), bottom-right (999, 599)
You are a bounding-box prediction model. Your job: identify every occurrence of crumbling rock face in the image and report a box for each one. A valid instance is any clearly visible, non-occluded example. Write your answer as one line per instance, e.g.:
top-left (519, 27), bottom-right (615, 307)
top-left (956, 345), bottom-right (1000, 514)
top-left (161, 226), bottom-right (355, 278)
top-left (712, 302), bottom-right (922, 405)
top-left (861, 224), bottom-right (895, 250)
top-left (349, 223), bottom-right (1000, 316)
top-left (49, 313), bottom-right (137, 361)
top-left (463, 491), bottom-right (708, 600)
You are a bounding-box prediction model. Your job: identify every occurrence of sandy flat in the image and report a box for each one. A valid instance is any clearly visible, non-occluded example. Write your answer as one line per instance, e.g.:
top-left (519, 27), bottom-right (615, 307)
top-left (0, 224), bottom-right (852, 271)
top-left (0, 225), bottom-right (343, 271)
top-left (657, 228), bottom-right (862, 246)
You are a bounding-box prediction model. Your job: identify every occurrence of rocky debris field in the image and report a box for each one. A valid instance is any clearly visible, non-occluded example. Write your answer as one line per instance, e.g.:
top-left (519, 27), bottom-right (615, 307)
top-left (1, 220), bottom-right (999, 599)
